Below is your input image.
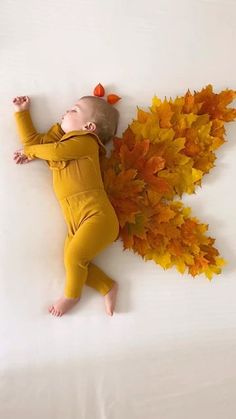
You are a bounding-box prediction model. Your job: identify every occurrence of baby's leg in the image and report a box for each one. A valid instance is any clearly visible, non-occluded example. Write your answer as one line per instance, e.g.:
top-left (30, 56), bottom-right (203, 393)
top-left (63, 215), bottom-right (117, 299)
top-left (64, 234), bottom-right (115, 295)
top-left (49, 217), bottom-right (118, 316)
top-left (87, 263), bottom-right (114, 295)
top-left (87, 263), bottom-right (118, 316)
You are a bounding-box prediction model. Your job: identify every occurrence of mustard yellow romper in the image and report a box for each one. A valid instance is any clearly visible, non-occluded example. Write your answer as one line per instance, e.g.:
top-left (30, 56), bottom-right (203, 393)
top-left (14, 110), bottom-right (120, 299)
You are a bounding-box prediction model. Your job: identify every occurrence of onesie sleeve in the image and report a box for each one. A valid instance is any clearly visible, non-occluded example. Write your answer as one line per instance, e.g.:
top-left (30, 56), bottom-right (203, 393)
top-left (23, 135), bottom-right (99, 161)
top-left (14, 110), bottom-right (64, 146)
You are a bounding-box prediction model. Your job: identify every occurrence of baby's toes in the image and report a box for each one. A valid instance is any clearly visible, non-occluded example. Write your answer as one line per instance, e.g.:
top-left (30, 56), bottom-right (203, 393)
top-left (51, 306), bottom-right (59, 316)
top-left (49, 306), bottom-right (57, 315)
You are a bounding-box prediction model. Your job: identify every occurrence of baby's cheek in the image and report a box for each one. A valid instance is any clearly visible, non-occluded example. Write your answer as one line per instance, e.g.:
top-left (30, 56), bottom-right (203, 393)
top-left (62, 118), bottom-right (82, 133)
top-left (70, 118), bottom-right (83, 130)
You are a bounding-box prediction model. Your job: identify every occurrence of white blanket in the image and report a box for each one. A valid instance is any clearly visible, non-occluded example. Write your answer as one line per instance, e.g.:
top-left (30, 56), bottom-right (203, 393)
top-left (1, 0), bottom-right (236, 417)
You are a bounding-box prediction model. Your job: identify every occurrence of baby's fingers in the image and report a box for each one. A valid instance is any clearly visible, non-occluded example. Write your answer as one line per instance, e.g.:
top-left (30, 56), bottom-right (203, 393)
top-left (13, 149), bottom-right (23, 158)
top-left (15, 157), bottom-right (26, 164)
top-left (20, 157), bottom-right (32, 164)
top-left (13, 96), bottom-right (30, 103)
top-left (13, 96), bottom-right (22, 103)
top-left (22, 96), bottom-right (30, 103)
top-left (14, 152), bottom-right (33, 163)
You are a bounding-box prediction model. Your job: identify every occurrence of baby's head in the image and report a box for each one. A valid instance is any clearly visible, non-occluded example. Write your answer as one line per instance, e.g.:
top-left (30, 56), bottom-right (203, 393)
top-left (61, 96), bottom-right (119, 144)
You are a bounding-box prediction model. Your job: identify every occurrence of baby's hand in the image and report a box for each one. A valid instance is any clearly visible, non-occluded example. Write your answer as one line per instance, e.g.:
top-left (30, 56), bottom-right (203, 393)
top-left (13, 148), bottom-right (33, 164)
top-left (12, 96), bottom-right (30, 112)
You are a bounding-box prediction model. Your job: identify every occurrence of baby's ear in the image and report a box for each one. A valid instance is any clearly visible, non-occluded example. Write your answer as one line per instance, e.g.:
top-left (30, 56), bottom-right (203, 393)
top-left (84, 122), bottom-right (96, 132)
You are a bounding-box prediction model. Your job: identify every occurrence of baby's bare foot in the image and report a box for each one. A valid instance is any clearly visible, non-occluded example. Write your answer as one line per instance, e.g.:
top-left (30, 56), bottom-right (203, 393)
top-left (104, 282), bottom-right (118, 316)
top-left (48, 296), bottom-right (80, 317)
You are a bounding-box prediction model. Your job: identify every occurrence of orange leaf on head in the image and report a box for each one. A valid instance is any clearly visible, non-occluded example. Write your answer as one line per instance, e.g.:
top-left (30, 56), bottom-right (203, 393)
top-left (107, 94), bottom-right (121, 104)
top-left (93, 83), bottom-right (105, 97)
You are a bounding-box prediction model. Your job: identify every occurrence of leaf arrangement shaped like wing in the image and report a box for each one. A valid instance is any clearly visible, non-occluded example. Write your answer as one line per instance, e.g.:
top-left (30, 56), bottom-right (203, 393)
top-left (100, 84), bottom-right (236, 279)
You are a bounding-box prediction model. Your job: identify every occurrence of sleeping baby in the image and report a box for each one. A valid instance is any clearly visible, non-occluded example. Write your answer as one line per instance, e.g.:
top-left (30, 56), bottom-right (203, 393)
top-left (12, 94), bottom-right (120, 317)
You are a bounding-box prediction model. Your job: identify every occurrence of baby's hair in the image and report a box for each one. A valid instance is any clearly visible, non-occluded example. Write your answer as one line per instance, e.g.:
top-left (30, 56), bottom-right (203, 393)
top-left (80, 96), bottom-right (119, 144)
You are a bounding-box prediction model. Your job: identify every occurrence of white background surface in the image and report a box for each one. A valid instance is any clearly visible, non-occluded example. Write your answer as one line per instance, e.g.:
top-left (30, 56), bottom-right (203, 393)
top-left (1, 1), bottom-right (236, 418)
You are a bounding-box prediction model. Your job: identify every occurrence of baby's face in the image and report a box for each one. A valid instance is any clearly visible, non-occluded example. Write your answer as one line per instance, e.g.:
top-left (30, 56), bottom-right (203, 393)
top-left (60, 98), bottom-right (94, 133)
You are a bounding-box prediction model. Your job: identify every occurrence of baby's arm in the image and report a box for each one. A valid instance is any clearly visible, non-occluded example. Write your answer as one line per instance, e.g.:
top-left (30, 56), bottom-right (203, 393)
top-left (13, 96), bottom-right (63, 147)
top-left (23, 135), bottom-right (98, 161)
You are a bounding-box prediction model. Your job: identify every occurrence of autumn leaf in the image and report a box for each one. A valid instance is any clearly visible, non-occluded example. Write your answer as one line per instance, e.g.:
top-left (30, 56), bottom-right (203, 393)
top-left (93, 83), bottom-right (105, 97)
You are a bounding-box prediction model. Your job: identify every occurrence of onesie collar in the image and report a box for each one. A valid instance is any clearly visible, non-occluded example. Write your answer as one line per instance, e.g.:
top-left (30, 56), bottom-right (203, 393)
top-left (56, 125), bottom-right (107, 154)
